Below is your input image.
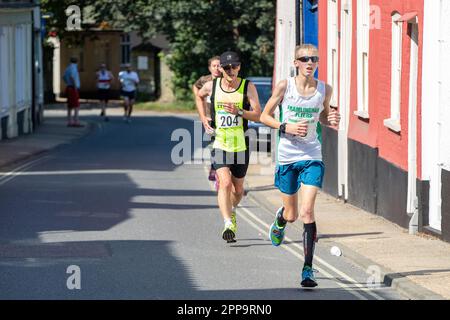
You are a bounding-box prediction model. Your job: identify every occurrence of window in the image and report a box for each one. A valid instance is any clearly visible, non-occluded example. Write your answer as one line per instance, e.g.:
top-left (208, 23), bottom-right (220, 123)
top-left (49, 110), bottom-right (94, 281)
top-left (15, 24), bottom-right (26, 109)
top-left (327, 0), bottom-right (338, 106)
top-left (121, 34), bottom-right (131, 65)
top-left (384, 13), bottom-right (402, 132)
top-left (14, 23), bottom-right (32, 111)
top-left (355, 0), bottom-right (370, 118)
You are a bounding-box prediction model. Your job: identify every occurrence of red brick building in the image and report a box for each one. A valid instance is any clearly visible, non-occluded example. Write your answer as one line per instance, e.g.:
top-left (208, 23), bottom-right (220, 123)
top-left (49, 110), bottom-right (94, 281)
top-left (275, 0), bottom-right (450, 241)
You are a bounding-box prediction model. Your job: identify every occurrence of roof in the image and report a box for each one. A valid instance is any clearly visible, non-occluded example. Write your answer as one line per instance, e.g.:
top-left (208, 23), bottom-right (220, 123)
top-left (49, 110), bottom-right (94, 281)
top-left (132, 42), bottom-right (162, 51)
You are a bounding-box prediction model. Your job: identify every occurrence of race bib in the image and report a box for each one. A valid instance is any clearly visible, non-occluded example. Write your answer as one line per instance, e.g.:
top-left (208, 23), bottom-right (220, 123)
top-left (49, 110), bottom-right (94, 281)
top-left (217, 111), bottom-right (242, 129)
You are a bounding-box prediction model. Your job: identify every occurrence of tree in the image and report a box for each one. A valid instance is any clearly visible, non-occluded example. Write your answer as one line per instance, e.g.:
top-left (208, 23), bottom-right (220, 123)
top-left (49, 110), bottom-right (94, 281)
top-left (146, 0), bottom-right (276, 100)
top-left (42, 0), bottom-right (276, 100)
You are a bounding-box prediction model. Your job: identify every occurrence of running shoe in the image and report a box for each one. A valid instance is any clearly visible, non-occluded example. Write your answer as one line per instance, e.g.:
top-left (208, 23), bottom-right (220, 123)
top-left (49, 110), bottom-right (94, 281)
top-left (222, 221), bottom-right (236, 243)
top-left (231, 209), bottom-right (237, 233)
top-left (301, 266), bottom-right (318, 288)
top-left (269, 207), bottom-right (286, 246)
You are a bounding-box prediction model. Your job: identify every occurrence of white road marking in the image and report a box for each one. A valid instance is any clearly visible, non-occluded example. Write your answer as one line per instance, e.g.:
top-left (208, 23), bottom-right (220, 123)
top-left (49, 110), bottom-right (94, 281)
top-left (203, 165), bottom-right (381, 299)
top-left (239, 205), bottom-right (385, 300)
top-left (0, 156), bottom-right (51, 186)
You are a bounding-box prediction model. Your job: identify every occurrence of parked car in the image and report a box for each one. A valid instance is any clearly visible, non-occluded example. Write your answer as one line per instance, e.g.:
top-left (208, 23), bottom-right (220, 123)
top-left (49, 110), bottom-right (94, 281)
top-left (247, 77), bottom-right (273, 151)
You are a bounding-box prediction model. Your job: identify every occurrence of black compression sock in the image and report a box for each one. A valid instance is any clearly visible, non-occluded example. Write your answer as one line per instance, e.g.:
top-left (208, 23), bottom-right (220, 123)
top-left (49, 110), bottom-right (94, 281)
top-left (276, 207), bottom-right (287, 227)
top-left (303, 222), bottom-right (317, 268)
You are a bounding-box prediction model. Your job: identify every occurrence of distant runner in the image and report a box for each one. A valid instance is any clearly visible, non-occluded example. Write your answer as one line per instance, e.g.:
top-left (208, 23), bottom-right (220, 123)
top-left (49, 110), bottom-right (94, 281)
top-left (119, 64), bottom-right (139, 123)
top-left (192, 56), bottom-right (222, 182)
top-left (96, 63), bottom-right (114, 122)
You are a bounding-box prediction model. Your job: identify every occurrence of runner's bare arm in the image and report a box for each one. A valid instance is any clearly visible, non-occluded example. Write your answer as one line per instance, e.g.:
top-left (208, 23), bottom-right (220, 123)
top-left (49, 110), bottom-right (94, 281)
top-left (242, 82), bottom-right (261, 122)
top-left (260, 80), bottom-right (308, 136)
top-left (319, 84), bottom-right (340, 127)
top-left (260, 80), bottom-right (287, 129)
top-left (193, 84), bottom-right (207, 121)
top-left (222, 82), bottom-right (261, 121)
top-left (196, 81), bottom-right (214, 133)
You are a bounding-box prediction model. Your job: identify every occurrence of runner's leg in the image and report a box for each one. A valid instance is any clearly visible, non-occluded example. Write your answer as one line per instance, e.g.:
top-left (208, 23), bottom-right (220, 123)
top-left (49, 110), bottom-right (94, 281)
top-left (299, 184), bottom-right (319, 287)
top-left (128, 99), bottom-right (134, 117)
top-left (216, 167), bottom-right (233, 221)
top-left (230, 175), bottom-right (245, 208)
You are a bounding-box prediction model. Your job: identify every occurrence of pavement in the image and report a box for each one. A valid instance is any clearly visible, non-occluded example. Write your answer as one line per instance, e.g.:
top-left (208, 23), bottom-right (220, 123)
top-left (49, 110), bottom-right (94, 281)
top-left (0, 103), bottom-right (449, 300)
top-left (244, 154), bottom-right (450, 300)
top-left (0, 111), bottom-right (94, 170)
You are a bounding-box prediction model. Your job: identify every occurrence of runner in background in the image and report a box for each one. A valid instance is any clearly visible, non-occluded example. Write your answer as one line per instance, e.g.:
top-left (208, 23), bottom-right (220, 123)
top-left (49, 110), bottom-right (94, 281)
top-left (118, 64), bottom-right (139, 123)
top-left (192, 56), bottom-right (222, 182)
top-left (96, 63), bottom-right (114, 122)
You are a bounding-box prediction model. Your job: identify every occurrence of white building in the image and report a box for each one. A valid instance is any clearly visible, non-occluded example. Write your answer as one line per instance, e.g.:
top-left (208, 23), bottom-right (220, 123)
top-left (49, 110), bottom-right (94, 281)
top-left (421, 0), bottom-right (450, 237)
top-left (0, 0), bottom-right (44, 141)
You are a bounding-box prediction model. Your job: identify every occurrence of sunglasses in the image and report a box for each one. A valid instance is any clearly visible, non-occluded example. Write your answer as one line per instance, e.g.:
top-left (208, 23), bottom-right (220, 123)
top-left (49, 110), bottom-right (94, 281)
top-left (222, 64), bottom-right (240, 71)
top-left (296, 56), bottom-right (319, 63)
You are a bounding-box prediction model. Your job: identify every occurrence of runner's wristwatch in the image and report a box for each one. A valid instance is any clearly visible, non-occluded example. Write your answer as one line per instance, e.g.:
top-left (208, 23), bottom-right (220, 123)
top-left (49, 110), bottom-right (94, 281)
top-left (237, 109), bottom-right (244, 117)
top-left (279, 123), bottom-right (286, 133)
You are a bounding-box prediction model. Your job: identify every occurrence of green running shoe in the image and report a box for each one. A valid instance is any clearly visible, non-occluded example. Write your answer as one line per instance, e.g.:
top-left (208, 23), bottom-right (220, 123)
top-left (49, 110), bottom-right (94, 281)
top-left (269, 207), bottom-right (286, 246)
top-left (231, 208), bottom-right (237, 233)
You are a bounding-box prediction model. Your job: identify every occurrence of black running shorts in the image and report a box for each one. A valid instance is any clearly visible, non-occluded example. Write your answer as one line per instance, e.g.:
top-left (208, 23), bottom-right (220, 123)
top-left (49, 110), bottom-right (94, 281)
top-left (211, 148), bottom-right (250, 179)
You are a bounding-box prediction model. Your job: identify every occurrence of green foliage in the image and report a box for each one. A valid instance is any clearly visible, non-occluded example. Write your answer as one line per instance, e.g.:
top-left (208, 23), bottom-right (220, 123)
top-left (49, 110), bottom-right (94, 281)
top-left (145, 0), bottom-right (276, 100)
top-left (41, 0), bottom-right (276, 100)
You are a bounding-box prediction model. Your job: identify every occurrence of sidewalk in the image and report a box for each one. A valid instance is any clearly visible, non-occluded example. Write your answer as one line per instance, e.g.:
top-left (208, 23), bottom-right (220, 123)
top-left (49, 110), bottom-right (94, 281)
top-left (244, 154), bottom-right (450, 300)
top-left (0, 109), bottom-right (94, 170)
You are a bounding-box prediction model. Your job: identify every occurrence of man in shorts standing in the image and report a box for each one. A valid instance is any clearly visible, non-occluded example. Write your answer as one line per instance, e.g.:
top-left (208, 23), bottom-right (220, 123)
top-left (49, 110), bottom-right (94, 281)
top-left (197, 51), bottom-right (261, 243)
top-left (260, 44), bottom-right (341, 287)
top-left (192, 56), bottom-right (222, 181)
top-left (62, 57), bottom-right (83, 127)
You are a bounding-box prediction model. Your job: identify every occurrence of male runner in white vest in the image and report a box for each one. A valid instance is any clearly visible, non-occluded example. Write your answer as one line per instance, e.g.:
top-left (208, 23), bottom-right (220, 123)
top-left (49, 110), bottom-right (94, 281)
top-left (197, 51), bottom-right (261, 243)
top-left (192, 56), bottom-right (222, 182)
top-left (96, 63), bottom-right (114, 122)
top-left (261, 44), bottom-right (341, 287)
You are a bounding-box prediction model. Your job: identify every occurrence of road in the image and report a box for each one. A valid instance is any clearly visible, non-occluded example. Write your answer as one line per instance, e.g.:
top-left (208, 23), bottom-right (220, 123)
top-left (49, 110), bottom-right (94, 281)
top-left (0, 112), bottom-right (404, 300)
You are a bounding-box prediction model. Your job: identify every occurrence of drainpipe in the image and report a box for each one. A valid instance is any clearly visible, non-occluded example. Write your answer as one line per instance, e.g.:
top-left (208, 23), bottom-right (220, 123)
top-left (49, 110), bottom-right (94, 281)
top-left (406, 20), bottom-right (419, 234)
top-left (296, 0), bottom-right (303, 45)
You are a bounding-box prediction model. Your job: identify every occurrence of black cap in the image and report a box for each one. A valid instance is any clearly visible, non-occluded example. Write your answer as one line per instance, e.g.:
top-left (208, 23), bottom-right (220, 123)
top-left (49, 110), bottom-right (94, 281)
top-left (220, 51), bottom-right (240, 66)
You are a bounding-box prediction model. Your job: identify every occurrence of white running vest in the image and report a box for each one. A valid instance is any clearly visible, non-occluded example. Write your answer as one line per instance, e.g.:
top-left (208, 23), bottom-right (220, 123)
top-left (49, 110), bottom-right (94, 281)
top-left (97, 70), bottom-right (112, 89)
top-left (277, 77), bottom-right (326, 165)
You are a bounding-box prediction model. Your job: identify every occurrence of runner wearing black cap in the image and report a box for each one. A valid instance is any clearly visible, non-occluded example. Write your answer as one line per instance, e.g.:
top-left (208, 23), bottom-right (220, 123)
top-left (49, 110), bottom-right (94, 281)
top-left (197, 51), bottom-right (262, 243)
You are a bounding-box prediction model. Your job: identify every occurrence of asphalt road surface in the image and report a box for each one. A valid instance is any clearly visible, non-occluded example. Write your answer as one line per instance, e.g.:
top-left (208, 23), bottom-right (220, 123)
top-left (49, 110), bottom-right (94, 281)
top-left (0, 112), bottom-right (404, 300)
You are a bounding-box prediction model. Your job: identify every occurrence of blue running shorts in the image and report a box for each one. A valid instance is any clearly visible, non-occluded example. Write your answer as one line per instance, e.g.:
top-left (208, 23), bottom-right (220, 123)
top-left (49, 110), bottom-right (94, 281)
top-left (274, 160), bottom-right (325, 195)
